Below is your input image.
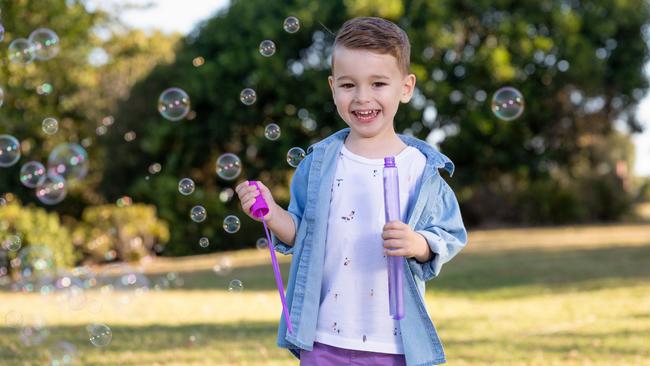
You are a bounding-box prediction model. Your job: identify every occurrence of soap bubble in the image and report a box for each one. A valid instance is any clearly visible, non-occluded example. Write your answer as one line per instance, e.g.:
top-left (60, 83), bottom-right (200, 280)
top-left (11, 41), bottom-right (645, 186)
top-left (199, 237), bottom-right (210, 248)
top-left (212, 257), bottom-right (232, 276)
top-left (42, 117), bottom-right (59, 135)
top-left (190, 205), bottom-right (207, 223)
top-left (48, 341), bottom-right (77, 365)
top-left (0, 24), bottom-right (4, 42)
top-left (178, 178), bottom-right (195, 195)
top-left (19, 161), bottom-right (46, 188)
top-left (228, 279), bottom-right (243, 292)
top-left (491, 87), bottom-right (525, 121)
top-left (259, 40), bottom-right (276, 57)
top-left (264, 123), bottom-right (281, 141)
top-left (28, 28), bottom-right (60, 60)
top-left (223, 215), bottom-right (241, 234)
top-left (158, 87), bottom-right (190, 121)
top-left (240, 88), bottom-right (256, 106)
top-left (87, 323), bottom-right (112, 347)
top-left (0, 135), bottom-right (21, 167)
top-left (8, 38), bottom-right (35, 64)
top-left (36, 173), bottom-right (67, 205)
top-left (287, 147), bottom-right (306, 167)
top-left (283, 16), bottom-right (300, 33)
top-left (256, 237), bottom-right (268, 250)
top-left (2, 235), bottom-right (22, 252)
top-left (17, 245), bottom-right (56, 290)
top-left (47, 143), bottom-right (89, 180)
top-left (216, 153), bottom-right (242, 181)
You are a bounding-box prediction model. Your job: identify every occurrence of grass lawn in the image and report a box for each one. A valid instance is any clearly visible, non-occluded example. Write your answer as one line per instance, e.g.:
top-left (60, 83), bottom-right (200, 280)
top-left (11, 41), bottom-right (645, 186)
top-left (1, 223), bottom-right (649, 365)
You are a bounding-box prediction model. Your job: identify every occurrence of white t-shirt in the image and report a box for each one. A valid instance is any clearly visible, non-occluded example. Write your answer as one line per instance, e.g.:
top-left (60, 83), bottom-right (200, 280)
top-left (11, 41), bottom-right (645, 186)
top-left (314, 144), bottom-right (427, 354)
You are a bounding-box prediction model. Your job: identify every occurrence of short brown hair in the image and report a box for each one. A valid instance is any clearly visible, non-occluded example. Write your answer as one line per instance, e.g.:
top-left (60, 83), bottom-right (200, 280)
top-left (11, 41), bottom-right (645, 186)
top-left (333, 17), bottom-right (411, 75)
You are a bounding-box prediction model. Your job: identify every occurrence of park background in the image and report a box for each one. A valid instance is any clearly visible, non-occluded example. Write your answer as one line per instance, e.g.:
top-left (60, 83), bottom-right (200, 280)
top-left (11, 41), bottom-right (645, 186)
top-left (1, 0), bottom-right (649, 364)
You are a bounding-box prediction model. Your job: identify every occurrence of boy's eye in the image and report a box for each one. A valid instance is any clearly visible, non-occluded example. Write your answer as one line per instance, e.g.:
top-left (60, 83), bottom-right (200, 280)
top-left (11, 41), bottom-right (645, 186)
top-left (340, 83), bottom-right (354, 88)
top-left (373, 82), bottom-right (387, 87)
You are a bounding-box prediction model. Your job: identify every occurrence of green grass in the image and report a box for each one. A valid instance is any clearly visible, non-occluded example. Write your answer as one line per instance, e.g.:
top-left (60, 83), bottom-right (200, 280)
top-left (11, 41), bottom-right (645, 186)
top-left (1, 223), bottom-right (649, 365)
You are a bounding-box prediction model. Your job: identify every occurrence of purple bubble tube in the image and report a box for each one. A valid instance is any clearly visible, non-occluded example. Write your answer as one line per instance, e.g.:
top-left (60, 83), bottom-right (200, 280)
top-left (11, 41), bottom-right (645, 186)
top-left (248, 181), bottom-right (293, 333)
top-left (383, 157), bottom-right (404, 320)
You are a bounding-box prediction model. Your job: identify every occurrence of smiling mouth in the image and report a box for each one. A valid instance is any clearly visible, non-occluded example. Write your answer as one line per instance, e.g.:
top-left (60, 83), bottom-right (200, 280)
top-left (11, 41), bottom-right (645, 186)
top-left (351, 109), bottom-right (380, 122)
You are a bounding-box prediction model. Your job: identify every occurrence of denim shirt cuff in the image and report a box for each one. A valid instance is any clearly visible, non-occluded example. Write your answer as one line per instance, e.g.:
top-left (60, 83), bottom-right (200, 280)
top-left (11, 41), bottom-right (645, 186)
top-left (410, 230), bottom-right (445, 281)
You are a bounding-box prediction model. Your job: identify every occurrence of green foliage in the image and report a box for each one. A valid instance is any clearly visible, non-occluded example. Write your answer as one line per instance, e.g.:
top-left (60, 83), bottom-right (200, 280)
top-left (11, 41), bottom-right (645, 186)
top-left (73, 203), bottom-right (170, 262)
top-left (0, 200), bottom-right (76, 270)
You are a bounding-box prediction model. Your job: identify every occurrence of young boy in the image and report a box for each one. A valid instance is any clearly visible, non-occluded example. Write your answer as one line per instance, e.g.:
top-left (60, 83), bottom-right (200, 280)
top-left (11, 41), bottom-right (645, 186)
top-left (236, 17), bottom-right (467, 366)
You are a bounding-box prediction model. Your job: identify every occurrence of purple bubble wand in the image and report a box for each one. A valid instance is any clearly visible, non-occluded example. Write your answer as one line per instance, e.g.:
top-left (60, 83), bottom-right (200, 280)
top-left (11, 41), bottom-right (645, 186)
top-left (248, 181), bottom-right (294, 333)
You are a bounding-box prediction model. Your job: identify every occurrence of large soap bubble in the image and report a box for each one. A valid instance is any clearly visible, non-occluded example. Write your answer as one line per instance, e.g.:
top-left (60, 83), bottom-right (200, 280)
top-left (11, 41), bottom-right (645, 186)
top-left (216, 153), bottom-right (242, 181)
top-left (47, 143), bottom-right (89, 180)
top-left (8, 38), bottom-right (35, 64)
top-left (158, 87), bottom-right (190, 121)
top-left (20, 161), bottom-right (47, 188)
top-left (491, 87), bottom-right (525, 121)
top-left (0, 135), bottom-right (21, 167)
top-left (36, 173), bottom-right (67, 205)
top-left (28, 28), bottom-right (60, 60)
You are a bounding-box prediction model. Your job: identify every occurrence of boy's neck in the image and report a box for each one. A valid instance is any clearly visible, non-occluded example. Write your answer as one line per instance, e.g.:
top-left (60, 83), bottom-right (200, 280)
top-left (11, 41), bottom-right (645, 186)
top-left (344, 131), bottom-right (407, 159)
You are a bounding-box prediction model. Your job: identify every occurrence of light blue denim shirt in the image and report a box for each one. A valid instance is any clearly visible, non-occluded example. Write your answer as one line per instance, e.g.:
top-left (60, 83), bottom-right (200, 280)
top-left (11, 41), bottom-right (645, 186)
top-left (272, 128), bottom-right (467, 366)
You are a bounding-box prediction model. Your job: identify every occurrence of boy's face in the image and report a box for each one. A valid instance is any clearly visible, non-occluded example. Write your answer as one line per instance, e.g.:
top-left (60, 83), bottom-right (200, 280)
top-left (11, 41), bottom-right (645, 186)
top-left (328, 46), bottom-right (416, 141)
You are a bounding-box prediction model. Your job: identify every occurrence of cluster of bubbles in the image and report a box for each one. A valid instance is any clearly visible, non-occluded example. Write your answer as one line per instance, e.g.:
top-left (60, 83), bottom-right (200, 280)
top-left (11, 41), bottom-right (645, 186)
top-left (1, 133), bottom-right (89, 205)
top-left (8, 28), bottom-right (60, 64)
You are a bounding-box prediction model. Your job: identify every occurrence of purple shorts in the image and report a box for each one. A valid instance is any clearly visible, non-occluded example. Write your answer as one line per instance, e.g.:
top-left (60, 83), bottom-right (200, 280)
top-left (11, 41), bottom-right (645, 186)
top-left (299, 342), bottom-right (406, 366)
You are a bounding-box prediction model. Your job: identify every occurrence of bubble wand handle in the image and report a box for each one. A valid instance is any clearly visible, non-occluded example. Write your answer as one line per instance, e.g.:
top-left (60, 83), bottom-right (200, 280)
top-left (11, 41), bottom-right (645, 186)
top-left (383, 157), bottom-right (405, 320)
top-left (249, 181), bottom-right (294, 333)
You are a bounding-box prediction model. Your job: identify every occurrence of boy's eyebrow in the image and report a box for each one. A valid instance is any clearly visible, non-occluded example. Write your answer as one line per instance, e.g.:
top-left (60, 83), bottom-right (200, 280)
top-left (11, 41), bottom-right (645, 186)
top-left (336, 74), bottom-right (390, 81)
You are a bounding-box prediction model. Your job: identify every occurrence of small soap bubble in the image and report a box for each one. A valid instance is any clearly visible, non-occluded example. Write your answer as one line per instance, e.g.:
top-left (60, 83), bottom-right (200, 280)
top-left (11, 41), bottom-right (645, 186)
top-left (19, 161), bottom-right (46, 188)
top-left (216, 153), bottom-right (242, 180)
top-left (491, 87), bottom-right (525, 121)
top-left (223, 215), bottom-right (241, 234)
top-left (259, 40), bottom-right (276, 57)
top-left (0, 24), bottom-right (4, 42)
top-left (42, 117), bottom-right (59, 135)
top-left (0, 134), bottom-right (21, 167)
top-left (219, 188), bottom-right (235, 203)
top-left (28, 28), bottom-right (60, 60)
top-left (8, 38), bottom-right (35, 64)
top-left (199, 237), bottom-right (210, 248)
top-left (36, 173), bottom-right (67, 205)
top-left (178, 178), bottom-right (195, 195)
top-left (148, 163), bottom-right (161, 175)
top-left (212, 257), bottom-right (233, 276)
top-left (264, 123), bottom-right (281, 141)
top-left (228, 279), bottom-right (243, 292)
top-left (2, 235), bottom-right (22, 252)
top-left (256, 237), bottom-right (268, 250)
top-left (240, 88), bottom-right (257, 106)
top-left (190, 205), bottom-right (207, 223)
top-left (192, 56), bottom-right (205, 67)
top-left (37, 83), bottom-right (53, 95)
top-left (287, 147), bottom-right (306, 167)
top-left (158, 88), bottom-right (191, 121)
top-left (283, 16), bottom-right (300, 33)
top-left (87, 323), bottom-right (112, 347)
top-left (124, 131), bottom-right (136, 141)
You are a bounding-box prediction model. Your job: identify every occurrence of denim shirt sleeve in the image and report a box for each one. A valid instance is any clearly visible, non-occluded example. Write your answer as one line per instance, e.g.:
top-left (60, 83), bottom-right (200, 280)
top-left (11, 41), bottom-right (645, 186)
top-left (409, 175), bottom-right (467, 281)
top-left (272, 153), bottom-right (312, 255)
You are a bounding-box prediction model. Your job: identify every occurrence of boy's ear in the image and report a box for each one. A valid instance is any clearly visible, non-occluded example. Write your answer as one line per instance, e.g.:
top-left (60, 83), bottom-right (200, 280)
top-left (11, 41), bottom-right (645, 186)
top-left (328, 75), bottom-right (335, 96)
top-left (400, 73), bottom-right (417, 103)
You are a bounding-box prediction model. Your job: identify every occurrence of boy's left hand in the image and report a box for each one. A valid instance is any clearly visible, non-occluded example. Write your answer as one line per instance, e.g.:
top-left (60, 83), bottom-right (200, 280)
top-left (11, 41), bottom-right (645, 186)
top-left (382, 220), bottom-right (433, 262)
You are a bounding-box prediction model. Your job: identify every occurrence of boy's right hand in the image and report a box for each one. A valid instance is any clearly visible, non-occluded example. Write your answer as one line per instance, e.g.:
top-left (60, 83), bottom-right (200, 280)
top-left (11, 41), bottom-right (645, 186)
top-left (235, 180), bottom-right (277, 222)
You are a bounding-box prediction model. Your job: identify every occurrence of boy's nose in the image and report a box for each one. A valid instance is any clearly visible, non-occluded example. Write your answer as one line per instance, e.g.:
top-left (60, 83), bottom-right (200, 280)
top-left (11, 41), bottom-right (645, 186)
top-left (353, 87), bottom-right (371, 103)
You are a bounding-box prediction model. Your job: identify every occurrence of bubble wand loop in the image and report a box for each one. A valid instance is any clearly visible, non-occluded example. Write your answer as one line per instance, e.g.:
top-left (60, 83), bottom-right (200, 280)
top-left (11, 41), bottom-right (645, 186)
top-left (248, 181), bottom-right (294, 333)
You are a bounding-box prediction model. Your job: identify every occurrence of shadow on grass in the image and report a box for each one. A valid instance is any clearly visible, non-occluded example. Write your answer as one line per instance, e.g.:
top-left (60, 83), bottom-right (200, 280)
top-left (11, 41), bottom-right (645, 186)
top-left (0, 321), bottom-right (296, 365)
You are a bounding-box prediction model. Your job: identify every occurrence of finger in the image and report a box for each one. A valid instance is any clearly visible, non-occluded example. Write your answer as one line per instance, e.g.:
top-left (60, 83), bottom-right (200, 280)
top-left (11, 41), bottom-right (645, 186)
top-left (381, 229), bottom-right (404, 240)
top-left (384, 248), bottom-right (408, 257)
top-left (235, 181), bottom-right (250, 195)
top-left (383, 239), bottom-right (403, 249)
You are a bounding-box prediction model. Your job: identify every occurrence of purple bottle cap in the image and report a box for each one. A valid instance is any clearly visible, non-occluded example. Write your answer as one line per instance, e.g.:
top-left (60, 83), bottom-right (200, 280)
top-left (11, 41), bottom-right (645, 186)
top-left (248, 181), bottom-right (269, 218)
top-left (384, 156), bottom-right (396, 168)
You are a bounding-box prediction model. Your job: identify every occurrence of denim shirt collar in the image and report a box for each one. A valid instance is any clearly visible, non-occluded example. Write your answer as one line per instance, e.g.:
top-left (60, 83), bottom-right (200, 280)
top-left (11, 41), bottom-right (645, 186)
top-left (306, 128), bottom-right (455, 177)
